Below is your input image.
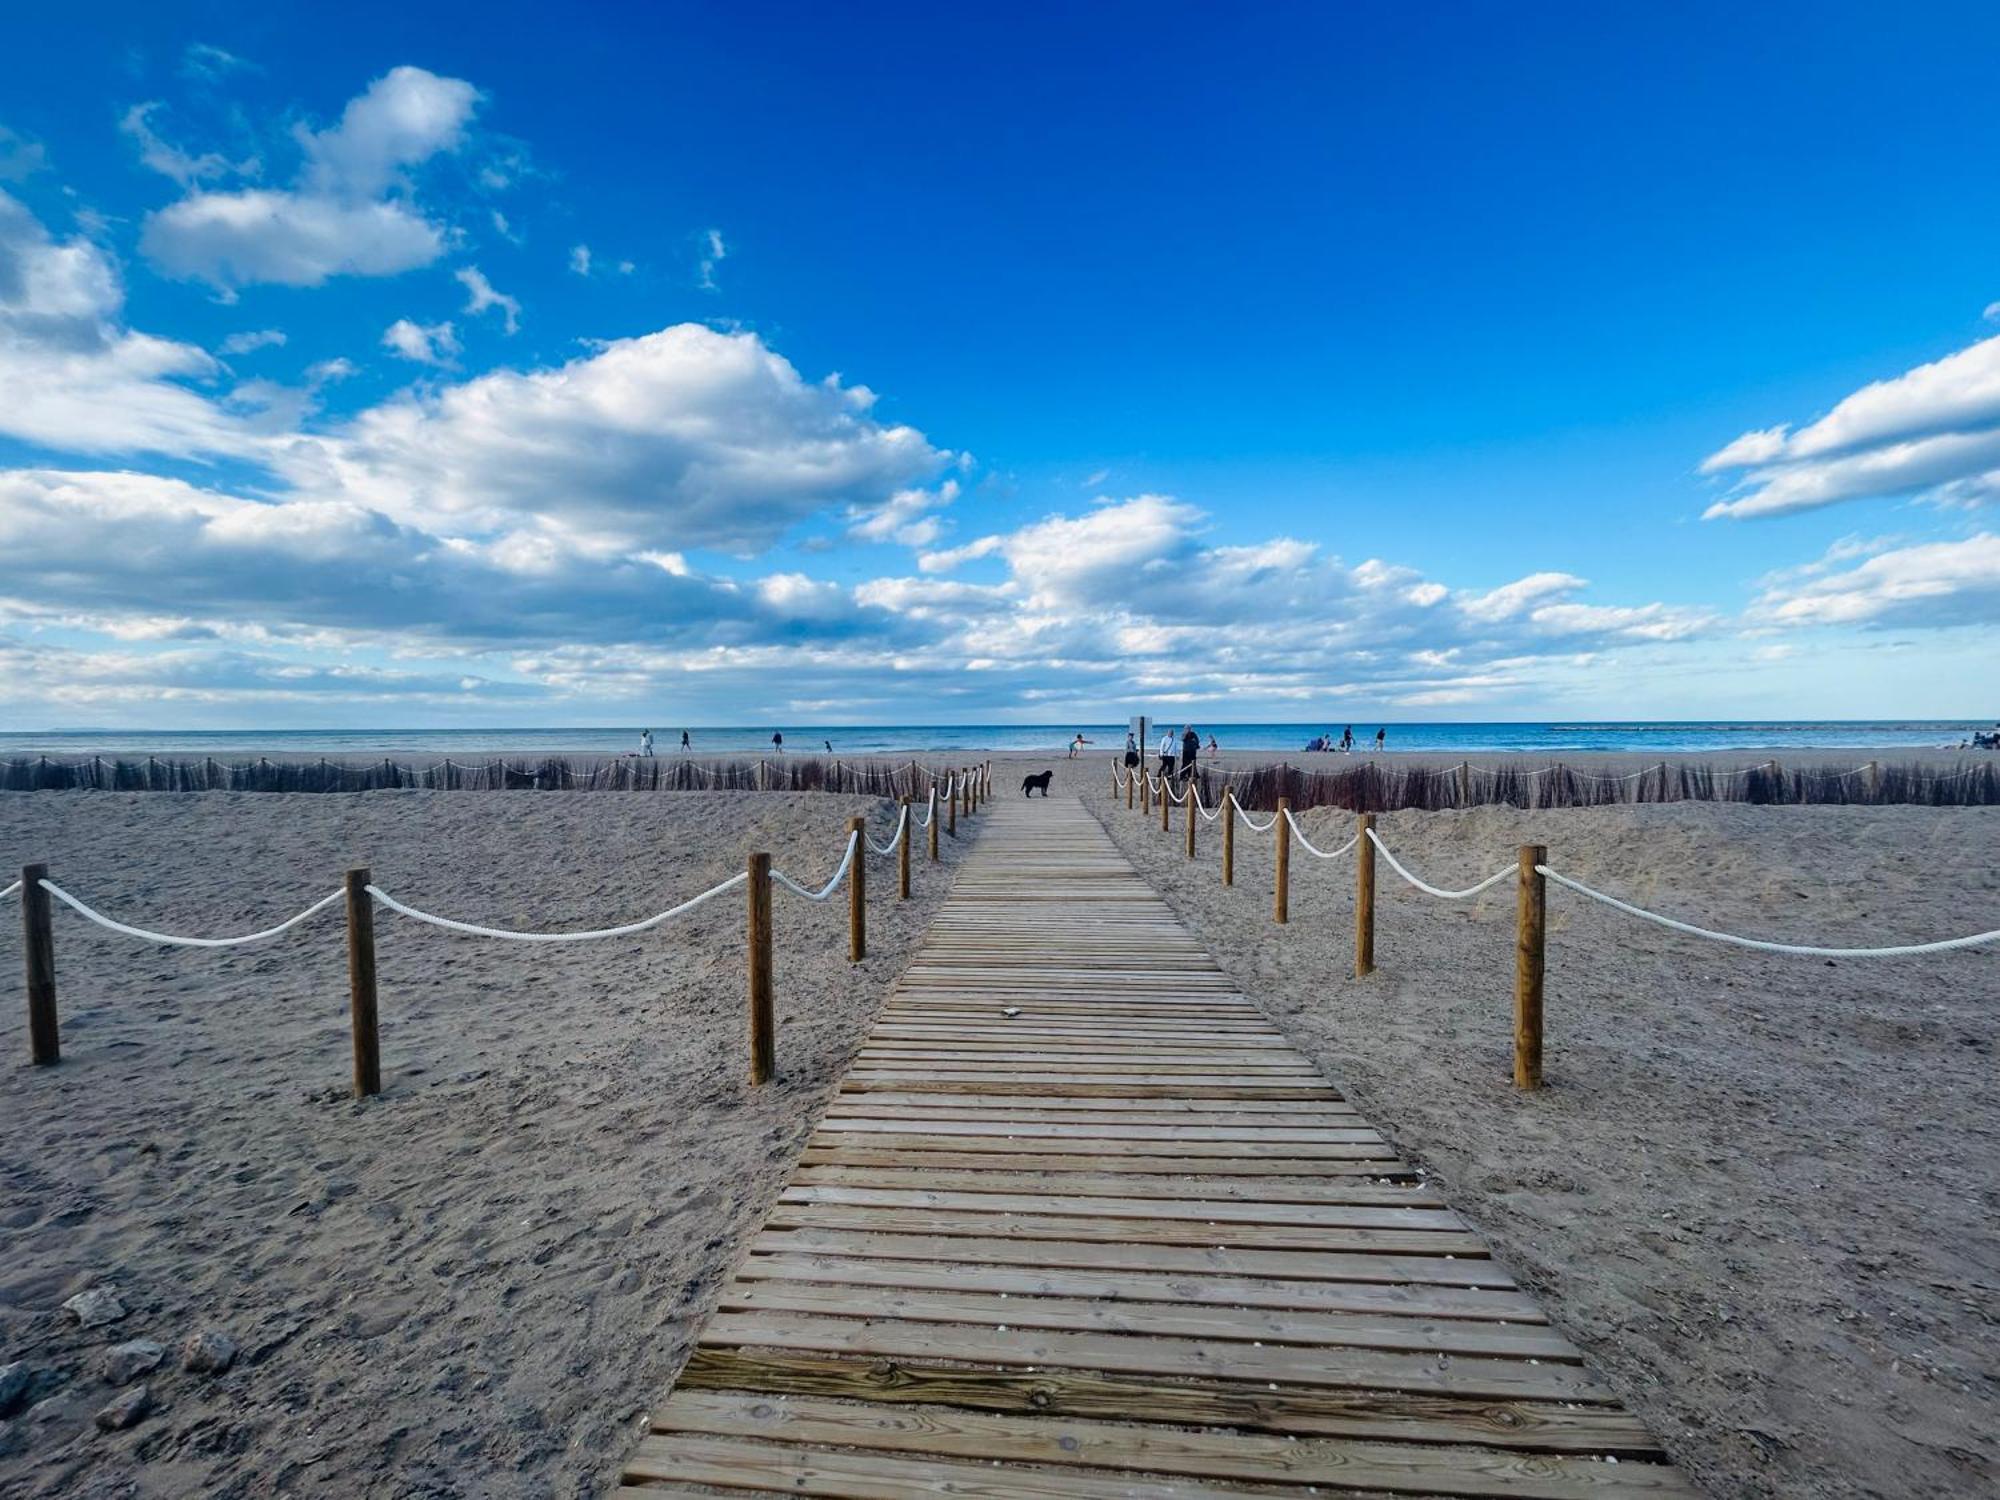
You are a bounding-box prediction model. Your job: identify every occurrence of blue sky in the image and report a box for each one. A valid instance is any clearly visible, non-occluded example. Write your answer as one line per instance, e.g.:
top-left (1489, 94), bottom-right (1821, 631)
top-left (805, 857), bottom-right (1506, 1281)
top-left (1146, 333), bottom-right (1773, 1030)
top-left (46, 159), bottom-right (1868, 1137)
top-left (2, 2), bottom-right (1997, 727)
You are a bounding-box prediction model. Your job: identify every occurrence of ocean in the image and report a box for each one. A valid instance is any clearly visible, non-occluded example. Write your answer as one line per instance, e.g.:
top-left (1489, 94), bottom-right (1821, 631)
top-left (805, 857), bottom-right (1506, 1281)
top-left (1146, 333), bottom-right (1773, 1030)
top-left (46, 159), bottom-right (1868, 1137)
top-left (0, 721), bottom-right (1988, 758)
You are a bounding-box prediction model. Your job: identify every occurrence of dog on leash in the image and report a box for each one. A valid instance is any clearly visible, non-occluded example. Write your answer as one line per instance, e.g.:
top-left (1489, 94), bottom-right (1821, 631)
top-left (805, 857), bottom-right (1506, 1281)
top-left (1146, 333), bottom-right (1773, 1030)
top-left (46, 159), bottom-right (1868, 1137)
top-left (1021, 770), bottom-right (1054, 797)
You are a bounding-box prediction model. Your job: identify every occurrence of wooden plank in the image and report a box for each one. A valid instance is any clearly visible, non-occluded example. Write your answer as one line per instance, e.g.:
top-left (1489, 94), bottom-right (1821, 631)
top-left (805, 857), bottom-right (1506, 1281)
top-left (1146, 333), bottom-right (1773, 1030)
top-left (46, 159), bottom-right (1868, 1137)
top-left (798, 1147), bottom-right (1419, 1176)
top-left (748, 1226), bottom-right (1518, 1287)
top-left (716, 1280), bottom-right (1579, 1360)
top-left (677, 1347), bottom-right (1667, 1457)
top-left (800, 1133), bottom-right (1398, 1159)
top-left (777, 1184), bottom-right (1460, 1230)
top-left (732, 1252), bottom-right (1540, 1321)
top-left (698, 1311), bottom-right (1612, 1402)
top-left (789, 1166), bottom-right (1434, 1204)
top-left (648, 1389), bottom-right (1698, 1496)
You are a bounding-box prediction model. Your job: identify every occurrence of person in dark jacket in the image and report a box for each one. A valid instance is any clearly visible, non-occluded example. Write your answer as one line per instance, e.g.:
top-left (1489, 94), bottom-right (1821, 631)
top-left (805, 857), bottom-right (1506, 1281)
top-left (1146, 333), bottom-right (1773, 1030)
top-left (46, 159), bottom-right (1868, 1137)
top-left (1180, 724), bottom-right (1199, 785)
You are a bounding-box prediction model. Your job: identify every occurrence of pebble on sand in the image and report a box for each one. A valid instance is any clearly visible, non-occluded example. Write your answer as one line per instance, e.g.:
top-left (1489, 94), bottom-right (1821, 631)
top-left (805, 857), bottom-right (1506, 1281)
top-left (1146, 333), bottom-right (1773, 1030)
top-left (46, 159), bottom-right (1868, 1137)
top-left (93, 1386), bottom-right (151, 1432)
top-left (62, 1288), bottom-right (127, 1328)
top-left (182, 1330), bottom-right (238, 1375)
top-left (103, 1339), bottom-right (165, 1385)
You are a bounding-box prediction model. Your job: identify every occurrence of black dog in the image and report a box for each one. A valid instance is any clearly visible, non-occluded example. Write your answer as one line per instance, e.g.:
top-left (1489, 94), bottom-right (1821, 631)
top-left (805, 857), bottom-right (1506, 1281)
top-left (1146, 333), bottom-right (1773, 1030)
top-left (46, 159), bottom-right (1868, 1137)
top-left (1021, 770), bottom-right (1054, 797)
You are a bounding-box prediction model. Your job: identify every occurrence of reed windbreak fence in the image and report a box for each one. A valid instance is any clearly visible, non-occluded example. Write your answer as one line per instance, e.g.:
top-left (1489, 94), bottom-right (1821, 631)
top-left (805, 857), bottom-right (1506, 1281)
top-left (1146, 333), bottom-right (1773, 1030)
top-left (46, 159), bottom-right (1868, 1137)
top-left (2, 755), bottom-right (967, 797)
top-left (1177, 757), bottom-right (1999, 812)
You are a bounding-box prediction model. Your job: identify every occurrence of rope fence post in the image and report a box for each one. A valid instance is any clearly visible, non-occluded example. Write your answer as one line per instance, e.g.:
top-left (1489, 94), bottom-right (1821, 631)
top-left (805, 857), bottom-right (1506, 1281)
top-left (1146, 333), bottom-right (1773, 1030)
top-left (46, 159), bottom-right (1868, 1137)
top-left (22, 863), bottom-right (58, 1066)
top-left (897, 797), bottom-right (912, 900)
top-left (343, 868), bottom-right (381, 1098)
top-left (1141, 770), bottom-right (1151, 816)
top-left (928, 792), bottom-right (940, 863)
top-left (1127, 766), bottom-right (1135, 810)
top-left (1185, 781), bottom-right (1196, 859)
top-left (948, 776), bottom-right (959, 837)
top-left (1221, 788), bottom-right (1235, 886)
top-left (1355, 813), bottom-right (1376, 977)
top-left (1161, 774), bottom-right (1171, 833)
top-left (1514, 844), bottom-right (1546, 1090)
top-left (1274, 797), bottom-right (1291, 925)
top-left (1458, 762), bottom-right (1471, 807)
top-left (747, 851), bottom-right (774, 1084)
top-left (847, 816), bottom-right (867, 962)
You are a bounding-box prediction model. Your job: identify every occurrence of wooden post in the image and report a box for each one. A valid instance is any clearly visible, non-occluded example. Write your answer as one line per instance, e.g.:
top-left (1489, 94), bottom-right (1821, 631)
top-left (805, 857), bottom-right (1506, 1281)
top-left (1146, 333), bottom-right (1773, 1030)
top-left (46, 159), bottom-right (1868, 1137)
top-left (1161, 773), bottom-right (1172, 832)
top-left (1126, 767), bottom-right (1135, 810)
top-left (897, 797), bottom-right (912, 900)
top-left (928, 792), bottom-right (940, 862)
top-left (1185, 780), bottom-right (1197, 858)
top-left (1514, 844), bottom-right (1546, 1090)
top-left (846, 816), bottom-right (867, 962)
top-left (1140, 770), bottom-right (1151, 815)
top-left (1274, 797), bottom-right (1291, 924)
top-left (746, 852), bottom-right (774, 1084)
top-left (22, 863), bottom-right (58, 1066)
top-left (1354, 813), bottom-right (1376, 977)
top-left (948, 775), bottom-right (958, 837)
top-left (343, 868), bottom-right (380, 1098)
top-left (1866, 760), bottom-right (1879, 799)
top-left (1458, 761), bottom-right (1471, 807)
top-left (1221, 788), bottom-right (1235, 886)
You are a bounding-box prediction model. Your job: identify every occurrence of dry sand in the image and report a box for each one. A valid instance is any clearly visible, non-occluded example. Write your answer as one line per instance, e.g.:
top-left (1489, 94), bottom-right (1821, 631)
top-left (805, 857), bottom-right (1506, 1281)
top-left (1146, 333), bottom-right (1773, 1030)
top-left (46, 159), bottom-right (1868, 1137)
top-left (1070, 758), bottom-right (1997, 1500)
top-left (0, 789), bottom-right (967, 1498)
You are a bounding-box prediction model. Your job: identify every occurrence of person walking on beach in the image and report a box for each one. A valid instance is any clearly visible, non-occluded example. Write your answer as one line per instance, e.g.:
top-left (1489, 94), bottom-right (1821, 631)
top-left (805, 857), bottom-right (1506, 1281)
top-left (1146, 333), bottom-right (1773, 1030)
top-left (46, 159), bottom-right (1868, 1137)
top-left (639, 728), bottom-right (654, 757)
top-left (771, 731), bottom-right (784, 753)
top-left (1341, 726), bottom-right (1354, 752)
top-left (1157, 726), bottom-right (1177, 778)
top-left (1375, 727), bottom-right (1386, 752)
top-left (1180, 724), bottom-right (1199, 785)
top-left (680, 729), bottom-right (690, 752)
top-left (1123, 730), bottom-right (1140, 768)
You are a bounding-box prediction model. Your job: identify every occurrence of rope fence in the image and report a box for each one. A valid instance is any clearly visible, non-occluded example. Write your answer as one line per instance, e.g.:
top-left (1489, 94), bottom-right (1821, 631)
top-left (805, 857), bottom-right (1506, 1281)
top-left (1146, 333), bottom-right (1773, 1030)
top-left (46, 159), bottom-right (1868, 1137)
top-left (1109, 761), bottom-right (1998, 1089)
top-left (5, 761), bottom-right (996, 1090)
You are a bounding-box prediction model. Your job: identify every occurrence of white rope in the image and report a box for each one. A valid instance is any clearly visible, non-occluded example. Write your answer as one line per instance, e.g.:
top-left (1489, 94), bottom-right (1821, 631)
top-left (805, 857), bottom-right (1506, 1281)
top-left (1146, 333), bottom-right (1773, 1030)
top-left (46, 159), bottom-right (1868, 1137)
top-left (911, 785), bottom-right (939, 829)
top-left (1281, 809), bottom-right (1360, 861)
top-left (1537, 867), bottom-right (2000, 957)
top-left (365, 871), bottom-right (747, 942)
top-left (1188, 783), bottom-right (1222, 822)
top-left (1234, 801), bottom-right (1278, 833)
top-left (771, 831), bottom-right (861, 902)
top-left (39, 880), bottom-right (345, 947)
top-left (1364, 829), bottom-right (1515, 901)
top-left (1, 879), bottom-right (22, 901)
top-left (866, 803), bottom-right (910, 856)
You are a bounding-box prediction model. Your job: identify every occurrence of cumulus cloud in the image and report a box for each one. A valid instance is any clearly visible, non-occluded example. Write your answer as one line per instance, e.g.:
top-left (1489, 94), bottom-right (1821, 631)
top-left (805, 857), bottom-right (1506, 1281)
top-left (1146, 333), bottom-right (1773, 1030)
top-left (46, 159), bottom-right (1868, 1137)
top-left (1750, 532), bottom-right (2000, 628)
top-left (219, 327), bottom-right (286, 355)
top-left (278, 322), bottom-right (954, 555)
top-left (455, 265), bottom-right (520, 332)
top-left (0, 189), bottom-right (258, 458)
top-left (139, 66), bottom-right (480, 289)
top-left (0, 124), bottom-right (50, 181)
top-left (120, 102), bottom-right (255, 187)
top-left (381, 317), bottom-right (459, 365)
top-left (569, 243), bottom-right (591, 276)
top-left (1703, 334), bottom-right (2000, 519)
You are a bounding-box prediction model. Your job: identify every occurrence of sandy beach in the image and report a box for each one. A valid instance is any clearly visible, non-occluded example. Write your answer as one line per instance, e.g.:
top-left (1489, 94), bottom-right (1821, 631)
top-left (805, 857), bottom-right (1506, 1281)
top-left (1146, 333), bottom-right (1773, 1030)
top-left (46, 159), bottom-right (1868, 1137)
top-left (3, 758), bottom-right (1996, 1499)
top-left (1067, 758), bottom-right (1998, 1499)
top-left (0, 789), bottom-right (966, 1498)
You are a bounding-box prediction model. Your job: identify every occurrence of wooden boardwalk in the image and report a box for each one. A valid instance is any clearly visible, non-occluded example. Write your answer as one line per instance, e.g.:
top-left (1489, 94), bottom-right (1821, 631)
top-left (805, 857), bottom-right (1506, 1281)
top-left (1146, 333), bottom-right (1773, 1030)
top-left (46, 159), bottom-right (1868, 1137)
top-left (617, 794), bottom-right (1694, 1498)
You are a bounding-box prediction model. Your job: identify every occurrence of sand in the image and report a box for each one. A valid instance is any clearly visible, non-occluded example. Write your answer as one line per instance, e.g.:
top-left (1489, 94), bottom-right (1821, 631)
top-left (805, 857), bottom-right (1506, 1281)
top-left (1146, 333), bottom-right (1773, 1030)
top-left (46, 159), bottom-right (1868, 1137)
top-left (1072, 760), bottom-right (1998, 1500)
top-left (0, 789), bottom-right (966, 1498)
top-left (5, 755), bottom-right (1995, 1499)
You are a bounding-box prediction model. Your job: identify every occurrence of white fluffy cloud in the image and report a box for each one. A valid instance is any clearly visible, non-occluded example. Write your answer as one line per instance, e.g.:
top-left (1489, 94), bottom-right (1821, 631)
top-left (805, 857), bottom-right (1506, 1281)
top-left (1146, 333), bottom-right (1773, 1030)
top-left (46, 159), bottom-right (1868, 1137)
top-left (381, 317), bottom-right (459, 365)
top-left (455, 265), bottom-right (520, 332)
top-left (1751, 532), bottom-right (2000, 627)
top-left (138, 66), bottom-right (479, 289)
top-left (1704, 334), bottom-right (2000, 519)
top-left (278, 323), bottom-right (953, 555)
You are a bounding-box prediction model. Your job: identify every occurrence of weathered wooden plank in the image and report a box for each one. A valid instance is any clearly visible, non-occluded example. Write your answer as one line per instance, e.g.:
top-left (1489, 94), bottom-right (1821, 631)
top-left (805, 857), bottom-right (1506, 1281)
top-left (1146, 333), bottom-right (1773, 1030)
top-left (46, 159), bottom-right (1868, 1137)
top-left (648, 1389), bottom-right (1698, 1495)
top-left (778, 1184), bottom-right (1460, 1230)
top-left (676, 1348), bottom-right (1666, 1457)
top-left (716, 1280), bottom-right (1578, 1360)
top-left (698, 1311), bottom-right (1612, 1402)
top-left (789, 1166), bottom-right (1434, 1204)
top-left (732, 1252), bottom-right (1539, 1321)
top-left (798, 1146), bottom-right (1418, 1176)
